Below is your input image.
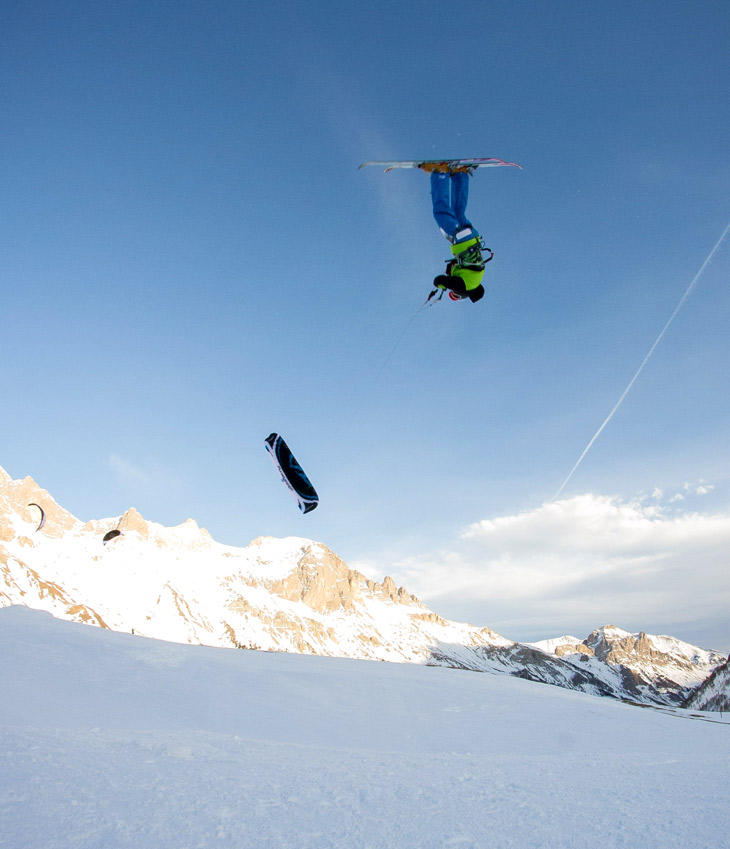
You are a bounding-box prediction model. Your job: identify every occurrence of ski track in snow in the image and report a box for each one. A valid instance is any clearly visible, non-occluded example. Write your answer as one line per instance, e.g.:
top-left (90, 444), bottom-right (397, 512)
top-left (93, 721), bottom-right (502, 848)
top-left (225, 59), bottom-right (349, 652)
top-left (1, 606), bottom-right (729, 849)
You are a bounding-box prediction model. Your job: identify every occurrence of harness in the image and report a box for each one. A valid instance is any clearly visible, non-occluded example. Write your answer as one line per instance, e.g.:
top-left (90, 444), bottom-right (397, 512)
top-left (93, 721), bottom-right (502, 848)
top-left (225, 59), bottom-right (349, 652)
top-left (452, 238), bottom-right (494, 271)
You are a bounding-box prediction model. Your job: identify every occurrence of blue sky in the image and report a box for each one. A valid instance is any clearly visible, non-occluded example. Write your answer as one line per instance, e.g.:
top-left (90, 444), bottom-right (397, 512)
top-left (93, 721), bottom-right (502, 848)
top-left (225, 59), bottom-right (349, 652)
top-left (2, 0), bottom-right (729, 649)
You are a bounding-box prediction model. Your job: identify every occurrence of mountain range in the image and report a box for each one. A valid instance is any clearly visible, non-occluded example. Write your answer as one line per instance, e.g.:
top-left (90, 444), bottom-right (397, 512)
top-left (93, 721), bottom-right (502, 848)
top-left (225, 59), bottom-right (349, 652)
top-left (1, 464), bottom-right (726, 708)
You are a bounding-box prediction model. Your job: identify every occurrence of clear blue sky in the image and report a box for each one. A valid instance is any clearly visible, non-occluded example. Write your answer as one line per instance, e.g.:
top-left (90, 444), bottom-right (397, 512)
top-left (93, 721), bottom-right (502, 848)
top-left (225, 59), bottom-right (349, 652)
top-left (2, 0), bottom-right (729, 648)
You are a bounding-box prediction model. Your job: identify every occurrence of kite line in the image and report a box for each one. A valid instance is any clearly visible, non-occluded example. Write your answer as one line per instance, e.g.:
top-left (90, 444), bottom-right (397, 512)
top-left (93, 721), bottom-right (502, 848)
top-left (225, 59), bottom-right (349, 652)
top-left (339, 297), bottom-right (434, 439)
top-left (553, 219), bottom-right (730, 501)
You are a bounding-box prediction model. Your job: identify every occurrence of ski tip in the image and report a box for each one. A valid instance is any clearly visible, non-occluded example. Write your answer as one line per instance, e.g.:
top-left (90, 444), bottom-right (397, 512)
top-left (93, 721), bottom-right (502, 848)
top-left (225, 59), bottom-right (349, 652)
top-left (358, 161), bottom-right (398, 172)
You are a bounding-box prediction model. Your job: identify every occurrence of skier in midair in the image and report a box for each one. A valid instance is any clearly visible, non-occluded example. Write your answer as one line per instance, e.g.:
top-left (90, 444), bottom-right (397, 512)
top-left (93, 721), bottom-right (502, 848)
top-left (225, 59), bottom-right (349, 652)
top-left (419, 163), bottom-right (492, 303)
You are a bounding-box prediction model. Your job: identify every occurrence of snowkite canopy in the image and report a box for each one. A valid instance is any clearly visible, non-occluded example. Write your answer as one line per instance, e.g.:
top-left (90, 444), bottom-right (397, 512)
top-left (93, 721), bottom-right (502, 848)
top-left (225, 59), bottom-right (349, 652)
top-left (264, 433), bottom-right (319, 514)
top-left (27, 502), bottom-right (45, 532)
top-left (103, 530), bottom-right (122, 544)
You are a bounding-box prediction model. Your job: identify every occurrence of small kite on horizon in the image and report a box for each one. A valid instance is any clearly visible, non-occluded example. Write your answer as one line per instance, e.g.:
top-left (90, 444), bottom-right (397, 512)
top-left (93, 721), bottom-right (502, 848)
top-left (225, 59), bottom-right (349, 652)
top-left (27, 502), bottom-right (46, 532)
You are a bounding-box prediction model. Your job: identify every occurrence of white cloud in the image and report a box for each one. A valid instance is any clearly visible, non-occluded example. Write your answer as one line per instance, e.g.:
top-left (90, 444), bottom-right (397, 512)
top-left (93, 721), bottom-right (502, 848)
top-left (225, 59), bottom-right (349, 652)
top-left (668, 481), bottom-right (715, 504)
top-left (385, 492), bottom-right (730, 650)
top-left (108, 454), bottom-right (183, 496)
top-left (109, 454), bottom-right (154, 490)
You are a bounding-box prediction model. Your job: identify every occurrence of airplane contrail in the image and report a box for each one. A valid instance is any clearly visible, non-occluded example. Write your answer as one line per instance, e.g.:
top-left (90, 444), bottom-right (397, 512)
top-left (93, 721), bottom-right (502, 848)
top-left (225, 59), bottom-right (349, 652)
top-left (553, 219), bottom-right (730, 501)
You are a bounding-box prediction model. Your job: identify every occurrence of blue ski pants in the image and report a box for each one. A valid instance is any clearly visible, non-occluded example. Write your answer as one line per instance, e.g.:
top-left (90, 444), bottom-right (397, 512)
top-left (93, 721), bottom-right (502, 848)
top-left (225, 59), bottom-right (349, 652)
top-left (430, 171), bottom-right (472, 241)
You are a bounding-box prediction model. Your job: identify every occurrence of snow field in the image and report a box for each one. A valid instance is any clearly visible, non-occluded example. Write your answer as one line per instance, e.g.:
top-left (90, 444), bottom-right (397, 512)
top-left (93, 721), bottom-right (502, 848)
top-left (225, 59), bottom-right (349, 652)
top-left (2, 605), bottom-right (729, 849)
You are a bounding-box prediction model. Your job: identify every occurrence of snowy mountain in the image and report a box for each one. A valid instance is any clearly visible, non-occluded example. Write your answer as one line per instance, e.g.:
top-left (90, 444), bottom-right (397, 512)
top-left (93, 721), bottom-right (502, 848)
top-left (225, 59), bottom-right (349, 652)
top-left (683, 656), bottom-right (730, 711)
top-left (531, 625), bottom-right (726, 705)
top-left (1, 465), bottom-right (724, 706)
top-left (3, 604), bottom-right (730, 849)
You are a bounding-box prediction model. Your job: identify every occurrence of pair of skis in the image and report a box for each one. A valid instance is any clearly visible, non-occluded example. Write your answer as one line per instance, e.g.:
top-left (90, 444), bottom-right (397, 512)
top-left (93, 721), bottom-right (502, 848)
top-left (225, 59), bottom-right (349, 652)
top-left (358, 158), bottom-right (522, 173)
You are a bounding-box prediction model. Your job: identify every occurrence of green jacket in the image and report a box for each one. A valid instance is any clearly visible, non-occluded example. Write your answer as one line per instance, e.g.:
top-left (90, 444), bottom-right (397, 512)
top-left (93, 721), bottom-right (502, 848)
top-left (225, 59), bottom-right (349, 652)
top-left (450, 235), bottom-right (486, 295)
top-left (432, 231), bottom-right (488, 303)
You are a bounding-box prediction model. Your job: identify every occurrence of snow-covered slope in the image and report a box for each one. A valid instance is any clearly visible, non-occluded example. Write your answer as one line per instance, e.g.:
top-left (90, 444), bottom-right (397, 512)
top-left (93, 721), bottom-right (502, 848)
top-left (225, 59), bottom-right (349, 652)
top-left (2, 605), bottom-right (729, 849)
top-left (684, 657), bottom-right (730, 711)
top-left (0, 465), bottom-right (724, 705)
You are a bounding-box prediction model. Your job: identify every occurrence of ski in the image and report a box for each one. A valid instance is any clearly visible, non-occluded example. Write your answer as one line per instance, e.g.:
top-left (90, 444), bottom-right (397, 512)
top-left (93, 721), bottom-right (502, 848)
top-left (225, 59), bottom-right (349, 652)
top-left (358, 158), bottom-right (522, 172)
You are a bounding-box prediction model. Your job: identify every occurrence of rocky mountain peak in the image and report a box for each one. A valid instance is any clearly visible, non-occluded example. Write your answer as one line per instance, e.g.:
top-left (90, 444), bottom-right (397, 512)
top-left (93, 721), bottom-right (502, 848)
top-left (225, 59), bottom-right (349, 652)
top-left (0, 468), bottom-right (79, 540)
top-left (116, 507), bottom-right (150, 538)
top-left (263, 542), bottom-right (362, 613)
top-left (584, 626), bottom-right (690, 671)
top-left (243, 538), bottom-right (419, 616)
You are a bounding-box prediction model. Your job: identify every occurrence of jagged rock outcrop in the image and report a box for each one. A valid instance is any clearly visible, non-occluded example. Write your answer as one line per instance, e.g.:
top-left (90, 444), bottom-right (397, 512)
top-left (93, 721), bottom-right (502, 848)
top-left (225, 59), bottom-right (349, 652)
top-left (266, 546), bottom-right (365, 612)
top-left (0, 472), bottom-right (78, 540)
top-left (116, 507), bottom-right (150, 539)
top-left (261, 543), bottom-right (415, 614)
top-left (586, 627), bottom-right (660, 665)
top-left (556, 643), bottom-right (594, 658)
top-left (0, 552), bottom-right (109, 630)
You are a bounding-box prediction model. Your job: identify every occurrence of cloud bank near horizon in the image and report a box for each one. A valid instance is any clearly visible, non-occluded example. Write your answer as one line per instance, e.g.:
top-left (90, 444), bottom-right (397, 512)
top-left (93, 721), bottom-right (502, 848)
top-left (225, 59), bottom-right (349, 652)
top-left (377, 485), bottom-right (730, 651)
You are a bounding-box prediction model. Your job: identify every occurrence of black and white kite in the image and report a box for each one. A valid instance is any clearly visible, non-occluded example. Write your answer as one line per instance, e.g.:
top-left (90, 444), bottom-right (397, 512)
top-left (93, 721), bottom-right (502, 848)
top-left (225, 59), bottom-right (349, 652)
top-left (264, 433), bottom-right (319, 514)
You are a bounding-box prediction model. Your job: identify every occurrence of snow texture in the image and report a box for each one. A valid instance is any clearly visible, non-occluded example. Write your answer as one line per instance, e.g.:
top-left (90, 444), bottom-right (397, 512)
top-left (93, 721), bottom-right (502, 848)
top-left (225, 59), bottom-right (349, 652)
top-left (2, 605), bottom-right (729, 849)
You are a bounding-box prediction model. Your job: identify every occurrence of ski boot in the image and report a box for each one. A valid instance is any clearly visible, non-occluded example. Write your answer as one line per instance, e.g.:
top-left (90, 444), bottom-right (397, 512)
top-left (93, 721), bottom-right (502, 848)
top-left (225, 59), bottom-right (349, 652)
top-left (417, 161), bottom-right (452, 173)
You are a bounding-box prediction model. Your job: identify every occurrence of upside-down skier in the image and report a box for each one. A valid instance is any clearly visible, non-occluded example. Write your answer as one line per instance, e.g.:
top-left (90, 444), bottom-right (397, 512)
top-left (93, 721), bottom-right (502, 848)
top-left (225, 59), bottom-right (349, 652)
top-left (419, 162), bottom-right (492, 304)
top-left (359, 157), bottom-right (521, 304)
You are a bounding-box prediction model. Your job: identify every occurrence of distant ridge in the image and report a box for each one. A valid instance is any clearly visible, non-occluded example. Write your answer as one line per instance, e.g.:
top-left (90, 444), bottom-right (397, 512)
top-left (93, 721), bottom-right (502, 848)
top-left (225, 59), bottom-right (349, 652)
top-left (1, 464), bottom-right (725, 707)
